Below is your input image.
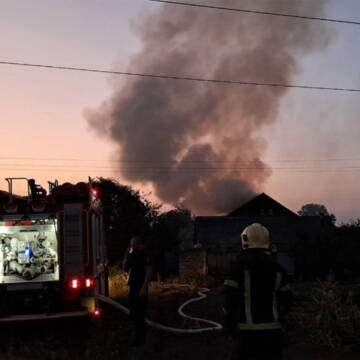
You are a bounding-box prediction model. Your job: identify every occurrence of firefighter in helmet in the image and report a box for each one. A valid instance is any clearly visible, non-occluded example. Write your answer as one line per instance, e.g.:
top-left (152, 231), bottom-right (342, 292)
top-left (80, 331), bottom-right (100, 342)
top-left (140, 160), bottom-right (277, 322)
top-left (223, 223), bottom-right (292, 360)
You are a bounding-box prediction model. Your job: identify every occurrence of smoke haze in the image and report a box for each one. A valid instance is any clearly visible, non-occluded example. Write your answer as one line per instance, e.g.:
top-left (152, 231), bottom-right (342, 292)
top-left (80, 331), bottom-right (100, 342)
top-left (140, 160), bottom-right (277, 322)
top-left (86, 0), bottom-right (333, 214)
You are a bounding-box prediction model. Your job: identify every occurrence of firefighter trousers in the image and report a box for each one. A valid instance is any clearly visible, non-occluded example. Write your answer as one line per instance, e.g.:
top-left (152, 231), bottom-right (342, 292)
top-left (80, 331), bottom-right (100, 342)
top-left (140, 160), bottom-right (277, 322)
top-left (235, 329), bottom-right (283, 360)
top-left (128, 286), bottom-right (148, 343)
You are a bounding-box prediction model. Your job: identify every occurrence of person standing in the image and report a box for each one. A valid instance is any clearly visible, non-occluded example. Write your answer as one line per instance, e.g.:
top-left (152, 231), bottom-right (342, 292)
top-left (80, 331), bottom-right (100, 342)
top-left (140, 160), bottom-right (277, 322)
top-left (223, 223), bottom-right (293, 360)
top-left (122, 236), bottom-right (152, 347)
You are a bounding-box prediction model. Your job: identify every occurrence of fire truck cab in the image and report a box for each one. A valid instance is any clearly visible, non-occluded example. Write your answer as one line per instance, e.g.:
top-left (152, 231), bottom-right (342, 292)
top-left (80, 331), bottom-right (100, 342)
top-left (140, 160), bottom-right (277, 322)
top-left (0, 178), bottom-right (107, 322)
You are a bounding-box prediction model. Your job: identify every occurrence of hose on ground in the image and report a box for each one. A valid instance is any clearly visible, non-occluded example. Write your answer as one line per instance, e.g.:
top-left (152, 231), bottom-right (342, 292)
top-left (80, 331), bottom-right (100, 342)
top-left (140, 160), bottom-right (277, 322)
top-left (97, 285), bottom-right (223, 334)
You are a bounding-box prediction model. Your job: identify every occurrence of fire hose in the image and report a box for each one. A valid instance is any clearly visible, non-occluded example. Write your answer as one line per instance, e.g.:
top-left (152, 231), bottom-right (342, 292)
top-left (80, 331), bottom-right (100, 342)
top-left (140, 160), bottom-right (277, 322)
top-left (97, 285), bottom-right (223, 334)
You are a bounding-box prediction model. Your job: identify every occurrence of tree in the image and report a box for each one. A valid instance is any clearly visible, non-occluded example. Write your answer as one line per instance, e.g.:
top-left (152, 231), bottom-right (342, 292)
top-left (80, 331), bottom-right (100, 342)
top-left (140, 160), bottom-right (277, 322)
top-left (152, 208), bottom-right (194, 250)
top-left (295, 203), bottom-right (337, 280)
top-left (92, 178), bottom-right (160, 263)
top-left (91, 178), bottom-right (194, 278)
top-left (298, 203), bottom-right (336, 225)
top-left (151, 207), bottom-right (194, 279)
top-left (334, 219), bottom-right (360, 280)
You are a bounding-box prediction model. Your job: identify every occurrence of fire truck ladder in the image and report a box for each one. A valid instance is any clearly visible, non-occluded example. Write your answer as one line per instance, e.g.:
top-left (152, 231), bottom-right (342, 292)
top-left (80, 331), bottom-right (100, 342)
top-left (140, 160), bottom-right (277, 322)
top-left (5, 177), bottom-right (31, 204)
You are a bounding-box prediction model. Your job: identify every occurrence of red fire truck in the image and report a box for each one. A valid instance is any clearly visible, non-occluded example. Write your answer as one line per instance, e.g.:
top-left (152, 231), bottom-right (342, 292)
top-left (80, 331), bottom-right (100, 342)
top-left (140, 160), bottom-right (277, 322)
top-left (0, 177), bottom-right (108, 322)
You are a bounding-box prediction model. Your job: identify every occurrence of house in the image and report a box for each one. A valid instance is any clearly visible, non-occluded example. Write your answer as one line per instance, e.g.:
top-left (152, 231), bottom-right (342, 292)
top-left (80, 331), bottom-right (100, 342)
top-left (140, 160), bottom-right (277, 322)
top-left (180, 193), bottom-right (335, 280)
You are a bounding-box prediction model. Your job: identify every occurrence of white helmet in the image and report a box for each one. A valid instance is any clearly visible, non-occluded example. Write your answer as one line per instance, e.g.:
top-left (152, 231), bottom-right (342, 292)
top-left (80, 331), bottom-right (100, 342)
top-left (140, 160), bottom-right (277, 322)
top-left (241, 223), bottom-right (270, 250)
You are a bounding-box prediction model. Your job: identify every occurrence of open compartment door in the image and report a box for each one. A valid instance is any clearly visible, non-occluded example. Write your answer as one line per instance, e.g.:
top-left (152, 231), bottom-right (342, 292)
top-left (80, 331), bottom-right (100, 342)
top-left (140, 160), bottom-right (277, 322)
top-left (0, 215), bottom-right (59, 284)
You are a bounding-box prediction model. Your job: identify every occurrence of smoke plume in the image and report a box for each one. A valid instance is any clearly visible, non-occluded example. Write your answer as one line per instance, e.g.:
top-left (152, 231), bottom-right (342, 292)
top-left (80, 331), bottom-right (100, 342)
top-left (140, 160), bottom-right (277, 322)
top-left (86, 0), bottom-right (333, 214)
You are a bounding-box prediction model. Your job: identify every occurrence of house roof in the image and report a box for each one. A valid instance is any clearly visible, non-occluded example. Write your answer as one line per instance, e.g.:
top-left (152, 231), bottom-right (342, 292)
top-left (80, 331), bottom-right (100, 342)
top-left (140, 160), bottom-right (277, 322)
top-left (227, 193), bottom-right (298, 217)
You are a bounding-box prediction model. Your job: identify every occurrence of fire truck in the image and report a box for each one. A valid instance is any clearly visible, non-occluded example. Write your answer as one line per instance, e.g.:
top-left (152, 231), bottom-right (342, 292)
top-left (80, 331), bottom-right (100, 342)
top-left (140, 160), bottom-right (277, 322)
top-left (0, 177), bottom-right (108, 322)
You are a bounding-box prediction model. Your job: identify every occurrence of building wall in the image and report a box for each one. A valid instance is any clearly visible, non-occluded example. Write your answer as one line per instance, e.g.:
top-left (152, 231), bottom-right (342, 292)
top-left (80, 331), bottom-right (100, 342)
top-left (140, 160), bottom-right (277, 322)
top-left (179, 249), bottom-right (297, 278)
top-left (179, 248), bottom-right (207, 278)
top-left (194, 216), bottom-right (336, 279)
top-left (207, 252), bottom-right (239, 276)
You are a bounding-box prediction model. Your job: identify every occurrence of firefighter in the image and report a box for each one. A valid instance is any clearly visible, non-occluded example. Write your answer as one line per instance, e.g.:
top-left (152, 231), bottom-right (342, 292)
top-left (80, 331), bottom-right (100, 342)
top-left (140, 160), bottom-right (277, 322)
top-left (122, 236), bottom-right (152, 347)
top-left (223, 223), bottom-right (293, 360)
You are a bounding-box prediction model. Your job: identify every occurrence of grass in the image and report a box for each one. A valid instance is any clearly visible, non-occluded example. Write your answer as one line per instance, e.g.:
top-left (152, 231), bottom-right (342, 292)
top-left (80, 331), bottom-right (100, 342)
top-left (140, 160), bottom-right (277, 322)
top-left (166, 273), bottom-right (222, 289)
top-left (291, 281), bottom-right (360, 349)
top-left (108, 266), bottom-right (169, 302)
top-left (108, 266), bottom-right (222, 329)
top-left (0, 266), bottom-right (134, 360)
top-left (310, 281), bottom-right (360, 348)
top-left (101, 268), bottom-right (360, 350)
top-left (3, 269), bottom-right (359, 358)
top-left (0, 308), bottom-right (133, 360)
top-left (108, 265), bottom-right (129, 300)
top-left (109, 266), bottom-right (222, 300)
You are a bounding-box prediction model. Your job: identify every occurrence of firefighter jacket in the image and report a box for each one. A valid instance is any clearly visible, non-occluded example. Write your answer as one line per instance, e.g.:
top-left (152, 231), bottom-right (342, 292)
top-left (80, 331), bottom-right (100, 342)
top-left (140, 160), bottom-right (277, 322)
top-left (223, 249), bottom-right (292, 333)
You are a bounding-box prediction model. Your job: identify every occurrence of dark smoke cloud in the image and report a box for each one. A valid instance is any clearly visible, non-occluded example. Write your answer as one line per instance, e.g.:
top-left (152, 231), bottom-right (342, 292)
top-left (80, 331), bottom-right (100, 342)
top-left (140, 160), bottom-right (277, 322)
top-left (86, 0), bottom-right (333, 214)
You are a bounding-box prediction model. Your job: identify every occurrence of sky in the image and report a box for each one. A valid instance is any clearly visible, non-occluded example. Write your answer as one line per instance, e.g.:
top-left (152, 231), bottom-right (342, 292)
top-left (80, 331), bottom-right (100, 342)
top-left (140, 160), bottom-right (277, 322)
top-left (0, 0), bottom-right (360, 223)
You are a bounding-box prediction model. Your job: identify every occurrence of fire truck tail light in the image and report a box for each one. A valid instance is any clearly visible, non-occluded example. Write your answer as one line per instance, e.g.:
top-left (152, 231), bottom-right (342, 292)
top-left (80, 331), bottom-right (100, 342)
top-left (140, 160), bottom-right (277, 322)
top-left (93, 308), bottom-right (101, 318)
top-left (84, 277), bottom-right (94, 288)
top-left (69, 278), bottom-right (80, 289)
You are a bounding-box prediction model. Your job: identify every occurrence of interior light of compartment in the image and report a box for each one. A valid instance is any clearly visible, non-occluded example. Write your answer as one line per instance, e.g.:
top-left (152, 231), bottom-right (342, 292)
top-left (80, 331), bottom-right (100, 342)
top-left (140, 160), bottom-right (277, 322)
top-left (24, 248), bottom-right (31, 258)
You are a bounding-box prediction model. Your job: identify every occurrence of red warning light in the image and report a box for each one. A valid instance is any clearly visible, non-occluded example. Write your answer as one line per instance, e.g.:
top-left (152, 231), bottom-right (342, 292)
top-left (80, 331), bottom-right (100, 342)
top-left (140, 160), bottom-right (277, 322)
top-left (93, 309), bottom-right (101, 318)
top-left (90, 188), bottom-right (99, 199)
top-left (84, 277), bottom-right (94, 288)
top-left (69, 278), bottom-right (80, 289)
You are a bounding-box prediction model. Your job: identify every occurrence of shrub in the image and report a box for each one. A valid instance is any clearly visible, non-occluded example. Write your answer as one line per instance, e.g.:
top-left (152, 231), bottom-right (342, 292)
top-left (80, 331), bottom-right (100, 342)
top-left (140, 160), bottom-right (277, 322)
top-left (309, 281), bottom-right (360, 348)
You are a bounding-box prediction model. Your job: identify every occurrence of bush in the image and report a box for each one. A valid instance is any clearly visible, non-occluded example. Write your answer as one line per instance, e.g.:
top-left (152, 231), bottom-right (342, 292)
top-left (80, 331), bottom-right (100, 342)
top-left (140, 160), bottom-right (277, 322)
top-left (309, 281), bottom-right (360, 348)
top-left (291, 282), bottom-right (316, 301)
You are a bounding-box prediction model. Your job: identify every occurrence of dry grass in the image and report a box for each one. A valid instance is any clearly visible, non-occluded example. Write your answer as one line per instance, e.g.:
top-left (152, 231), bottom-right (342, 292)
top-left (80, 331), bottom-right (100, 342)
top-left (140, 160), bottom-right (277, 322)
top-left (167, 273), bottom-right (222, 289)
top-left (108, 266), bottom-right (222, 329)
top-left (109, 266), bottom-right (222, 300)
top-left (2, 275), bottom-right (360, 358)
top-left (290, 281), bottom-right (360, 349)
top-left (108, 265), bottom-right (129, 300)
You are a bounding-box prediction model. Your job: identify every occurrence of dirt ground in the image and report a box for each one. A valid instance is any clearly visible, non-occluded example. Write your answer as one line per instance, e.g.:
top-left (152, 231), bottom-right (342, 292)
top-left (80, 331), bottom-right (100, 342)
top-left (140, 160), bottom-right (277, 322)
top-left (141, 288), bottom-right (360, 360)
top-left (0, 287), bottom-right (359, 360)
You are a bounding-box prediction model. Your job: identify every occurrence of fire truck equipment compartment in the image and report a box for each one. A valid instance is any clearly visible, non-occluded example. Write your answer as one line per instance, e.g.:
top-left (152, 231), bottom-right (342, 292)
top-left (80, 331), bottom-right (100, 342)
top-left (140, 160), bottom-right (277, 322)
top-left (0, 217), bottom-right (59, 284)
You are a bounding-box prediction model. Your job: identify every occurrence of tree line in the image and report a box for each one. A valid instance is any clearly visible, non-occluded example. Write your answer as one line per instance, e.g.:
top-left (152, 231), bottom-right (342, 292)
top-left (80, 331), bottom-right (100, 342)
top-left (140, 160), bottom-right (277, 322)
top-left (95, 178), bottom-right (360, 282)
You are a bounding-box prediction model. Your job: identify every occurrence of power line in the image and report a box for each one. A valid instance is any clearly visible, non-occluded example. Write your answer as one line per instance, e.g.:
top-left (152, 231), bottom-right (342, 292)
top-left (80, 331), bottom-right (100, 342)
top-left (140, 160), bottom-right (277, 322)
top-left (3, 156), bottom-right (360, 164)
top-left (5, 163), bottom-right (360, 170)
top-left (2, 164), bottom-right (360, 172)
top-left (2, 156), bottom-right (360, 164)
top-left (1, 61), bottom-right (359, 93)
top-left (2, 168), bottom-right (360, 175)
top-left (149, 0), bottom-right (360, 26)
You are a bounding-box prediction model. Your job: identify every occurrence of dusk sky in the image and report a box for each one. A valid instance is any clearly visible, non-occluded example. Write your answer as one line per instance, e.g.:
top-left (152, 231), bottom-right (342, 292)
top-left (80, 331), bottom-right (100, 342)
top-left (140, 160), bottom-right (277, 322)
top-left (1, 0), bottom-right (360, 223)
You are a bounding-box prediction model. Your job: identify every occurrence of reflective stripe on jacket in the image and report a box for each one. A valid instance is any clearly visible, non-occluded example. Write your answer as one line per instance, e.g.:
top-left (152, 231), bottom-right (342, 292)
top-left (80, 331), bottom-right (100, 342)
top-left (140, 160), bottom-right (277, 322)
top-left (224, 249), bottom-right (289, 331)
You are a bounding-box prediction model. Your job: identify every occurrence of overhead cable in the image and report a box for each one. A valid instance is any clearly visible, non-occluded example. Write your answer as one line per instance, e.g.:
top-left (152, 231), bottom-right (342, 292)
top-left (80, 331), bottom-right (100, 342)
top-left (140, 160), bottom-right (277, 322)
top-left (4, 163), bottom-right (360, 171)
top-left (149, 0), bottom-right (360, 26)
top-left (0, 61), bottom-right (359, 93)
top-left (2, 156), bottom-right (360, 164)
top-left (2, 166), bottom-right (360, 174)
